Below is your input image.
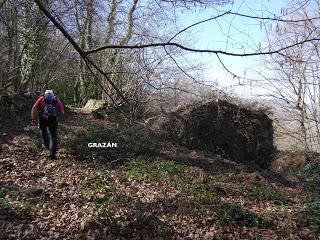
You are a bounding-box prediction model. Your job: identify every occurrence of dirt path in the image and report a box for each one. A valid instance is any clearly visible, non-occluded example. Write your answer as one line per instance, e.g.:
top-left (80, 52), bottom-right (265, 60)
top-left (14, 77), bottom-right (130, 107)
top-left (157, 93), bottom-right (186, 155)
top-left (0, 109), bottom-right (104, 239)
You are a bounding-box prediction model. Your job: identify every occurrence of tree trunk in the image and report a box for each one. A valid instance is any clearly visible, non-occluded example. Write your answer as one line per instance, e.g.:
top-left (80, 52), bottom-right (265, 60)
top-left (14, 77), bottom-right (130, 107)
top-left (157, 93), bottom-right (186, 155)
top-left (78, 0), bottom-right (94, 105)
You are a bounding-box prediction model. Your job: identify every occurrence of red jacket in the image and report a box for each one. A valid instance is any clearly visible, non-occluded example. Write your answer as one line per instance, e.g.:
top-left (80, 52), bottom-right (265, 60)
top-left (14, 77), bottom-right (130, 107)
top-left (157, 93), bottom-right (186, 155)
top-left (35, 96), bottom-right (64, 115)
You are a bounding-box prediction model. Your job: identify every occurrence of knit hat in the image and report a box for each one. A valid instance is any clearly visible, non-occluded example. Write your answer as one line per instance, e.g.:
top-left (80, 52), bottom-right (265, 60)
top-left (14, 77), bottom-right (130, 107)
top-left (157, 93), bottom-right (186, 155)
top-left (45, 90), bottom-right (54, 95)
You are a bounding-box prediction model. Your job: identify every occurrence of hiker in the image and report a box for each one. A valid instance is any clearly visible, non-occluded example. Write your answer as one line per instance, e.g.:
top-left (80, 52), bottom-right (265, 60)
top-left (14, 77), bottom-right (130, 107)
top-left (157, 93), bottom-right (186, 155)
top-left (31, 90), bottom-right (64, 160)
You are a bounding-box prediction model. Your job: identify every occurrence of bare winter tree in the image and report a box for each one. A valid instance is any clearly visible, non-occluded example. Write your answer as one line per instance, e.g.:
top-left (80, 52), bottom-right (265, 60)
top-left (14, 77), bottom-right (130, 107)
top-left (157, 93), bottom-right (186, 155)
top-left (3, 0), bottom-right (320, 124)
top-left (258, 1), bottom-right (320, 152)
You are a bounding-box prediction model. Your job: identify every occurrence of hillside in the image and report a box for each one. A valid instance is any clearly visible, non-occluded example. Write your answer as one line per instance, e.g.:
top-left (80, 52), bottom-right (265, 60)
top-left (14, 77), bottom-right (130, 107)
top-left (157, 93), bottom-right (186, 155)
top-left (0, 108), bottom-right (320, 239)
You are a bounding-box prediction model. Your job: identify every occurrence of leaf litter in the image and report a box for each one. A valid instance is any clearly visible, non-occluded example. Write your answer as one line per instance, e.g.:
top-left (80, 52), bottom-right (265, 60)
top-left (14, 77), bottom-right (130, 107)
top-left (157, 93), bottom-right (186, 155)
top-left (0, 109), bottom-right (319, 239)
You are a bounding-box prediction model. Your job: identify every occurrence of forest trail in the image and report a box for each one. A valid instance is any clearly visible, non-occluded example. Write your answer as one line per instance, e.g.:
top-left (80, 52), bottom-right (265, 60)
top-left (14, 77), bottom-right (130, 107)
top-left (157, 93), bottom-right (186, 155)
top-left (0, 109), bottom-right (103, 239)
top-left (0, 109), bottom-right (319, 239)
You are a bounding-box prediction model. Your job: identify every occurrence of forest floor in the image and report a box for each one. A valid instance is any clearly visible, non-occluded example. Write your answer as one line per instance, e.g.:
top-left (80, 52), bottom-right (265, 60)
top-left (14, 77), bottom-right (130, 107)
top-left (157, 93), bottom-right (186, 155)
top-left (0, 108), bottom-right (320, 240)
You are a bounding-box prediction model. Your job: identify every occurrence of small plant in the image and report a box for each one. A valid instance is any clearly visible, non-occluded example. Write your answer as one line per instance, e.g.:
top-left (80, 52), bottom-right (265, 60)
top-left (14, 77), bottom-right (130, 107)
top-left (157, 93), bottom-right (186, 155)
top-left (81, 171), bottom-right (117, 203)
top-left (124, 211), bottom-right (173, 239)
top-left (211, 172), bottom-right (241, 183)
top-left (0, 197), bottom-right (12, 207)
top-left (0, 198), bottom-right (33, 219)
top-left (120, 157), bottom-right (187, 183)
top-left (26, 141), bottom-right (39, 153)
top-left (216, 201), bottom-right (272, 228)
top-left (196, 190), bottom-right (216, 205)
top-left (248, 183), bottom-right (291, 205)
top-left (97, 205), bottom-right (117, 225)
top-left (0, 185), bottom-right (20, 198)
top-left (298, 197), bottom-right (320, 231)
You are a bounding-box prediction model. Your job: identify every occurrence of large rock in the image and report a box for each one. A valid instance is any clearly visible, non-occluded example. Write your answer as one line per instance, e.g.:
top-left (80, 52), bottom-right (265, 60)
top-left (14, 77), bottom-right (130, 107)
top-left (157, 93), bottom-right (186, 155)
top-left (152, 99), bottom-right (274, 167)
top-left (83, 99), bottom-right (107, 112)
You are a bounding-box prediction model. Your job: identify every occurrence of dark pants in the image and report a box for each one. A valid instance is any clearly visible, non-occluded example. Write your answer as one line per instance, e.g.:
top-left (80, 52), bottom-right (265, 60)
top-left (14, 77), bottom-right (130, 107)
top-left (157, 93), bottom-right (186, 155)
top-left (39, 116), bottom-right (58, 159)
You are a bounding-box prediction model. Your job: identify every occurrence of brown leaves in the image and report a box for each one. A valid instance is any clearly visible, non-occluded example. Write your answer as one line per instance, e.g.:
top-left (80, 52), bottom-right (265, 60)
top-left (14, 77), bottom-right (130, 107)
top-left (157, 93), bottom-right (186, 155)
top-left (1, 109), bottom-right (318, 240)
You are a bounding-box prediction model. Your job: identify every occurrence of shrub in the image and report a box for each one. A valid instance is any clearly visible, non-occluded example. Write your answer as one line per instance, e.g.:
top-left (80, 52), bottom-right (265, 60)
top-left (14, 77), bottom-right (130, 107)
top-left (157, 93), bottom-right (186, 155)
top-left (67, 122), bottom-right (162, 163)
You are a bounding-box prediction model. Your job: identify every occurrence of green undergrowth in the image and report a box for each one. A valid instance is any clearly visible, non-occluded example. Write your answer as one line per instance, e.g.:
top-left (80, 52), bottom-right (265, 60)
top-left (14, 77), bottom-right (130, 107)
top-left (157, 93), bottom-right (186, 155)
top-left (0, 185), bottom-right (34, 219)
top-left (248, 183), bottom-right (292, 205)
top-left (118, 156), bottom-right (240, 183)
top-left (80, 168), bottom-right (175, 238)
top-left (81, 170), bottom-right (117, 204)
top-left (216, 201), bottom-right (272, 228)
top-left (0, 197), bottom-right (34, 220)
top-left (117, 156), bottom-right (243, 194)
top-left (118, 157), bottom-right (187, 182)
top-left (78, 152), bottom-right (282, 236)
top-left (299, 161), bottom-right (320, 181)
top-left (297, 196), bottom-right (320, 232)
top-left (114, 156), bottom-right (272, 225)
top-left (67, 122), bottom-right (162, 162)
top-left (211, 172), bottom-right (242, 183)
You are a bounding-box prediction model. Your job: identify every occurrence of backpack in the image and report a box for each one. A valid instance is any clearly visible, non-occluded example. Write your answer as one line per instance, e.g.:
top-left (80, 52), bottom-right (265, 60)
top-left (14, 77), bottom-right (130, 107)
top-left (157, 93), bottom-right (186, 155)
top-left (43, 93), bottom-right (58, 117)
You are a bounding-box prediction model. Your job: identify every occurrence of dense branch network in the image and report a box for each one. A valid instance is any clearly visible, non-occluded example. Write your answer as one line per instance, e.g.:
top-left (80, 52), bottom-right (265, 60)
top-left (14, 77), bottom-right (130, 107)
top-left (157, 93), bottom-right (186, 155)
top-left (85, 10), bottom-right (320, 57)
top-left (34, 0), bottom-right (320, 101)
top-left (34, 0), bottom-right (127, 103)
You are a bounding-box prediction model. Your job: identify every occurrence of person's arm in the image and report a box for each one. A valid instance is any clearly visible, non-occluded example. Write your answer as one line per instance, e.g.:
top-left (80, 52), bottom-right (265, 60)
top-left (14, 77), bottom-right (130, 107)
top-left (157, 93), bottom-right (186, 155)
top-left (31, 103), bottom-right (38, 121)
top-left (58, 100), bottom-right (65, 116)
top-left (31, 103), bottom-right (39, 126)
top-left (31, 97), bottom-right (42, 125)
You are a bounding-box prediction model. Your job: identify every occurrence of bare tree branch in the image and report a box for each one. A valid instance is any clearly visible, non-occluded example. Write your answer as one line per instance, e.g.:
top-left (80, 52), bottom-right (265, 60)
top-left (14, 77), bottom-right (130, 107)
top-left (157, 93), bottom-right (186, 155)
top-left (85, 37), bottom-right (320, 57)
top-left (215, 53), bottom-right (238, 79)
top-left (230, 10), bottom-right (320, 23)
top-left (163, 46), bottom-right (202, 85)
top-left (168, 10), bottom-right (231, 42)
top-left (159, 0), bottom-right (233, 7)
top-left (169, 10), bottom-right (320, 43)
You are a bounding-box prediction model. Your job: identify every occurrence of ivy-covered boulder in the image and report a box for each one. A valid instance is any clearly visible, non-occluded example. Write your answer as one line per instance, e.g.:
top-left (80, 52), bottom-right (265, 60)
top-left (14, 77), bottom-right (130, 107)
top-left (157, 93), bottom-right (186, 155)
top-left (151, 99), bottom-right (274, 167)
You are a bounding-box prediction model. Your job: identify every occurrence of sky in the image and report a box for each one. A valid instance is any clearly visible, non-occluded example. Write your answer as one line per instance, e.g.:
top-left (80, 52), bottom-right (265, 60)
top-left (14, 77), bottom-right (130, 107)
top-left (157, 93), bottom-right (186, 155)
top-left (174, 0), bottom-right (287, 97)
